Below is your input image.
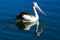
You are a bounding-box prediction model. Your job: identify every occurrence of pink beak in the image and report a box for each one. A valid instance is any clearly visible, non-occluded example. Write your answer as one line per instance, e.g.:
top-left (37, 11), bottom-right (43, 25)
top-left (33, 2), bottom-right (46, 16)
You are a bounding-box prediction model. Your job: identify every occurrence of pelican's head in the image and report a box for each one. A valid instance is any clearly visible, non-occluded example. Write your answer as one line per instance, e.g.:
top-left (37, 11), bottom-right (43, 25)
top-left (33, 2), bottom-right (46, 16)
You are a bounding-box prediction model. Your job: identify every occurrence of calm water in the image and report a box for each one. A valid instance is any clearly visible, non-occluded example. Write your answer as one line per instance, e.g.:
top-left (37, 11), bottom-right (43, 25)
top-left (0, 0), bottom-right (60, 40)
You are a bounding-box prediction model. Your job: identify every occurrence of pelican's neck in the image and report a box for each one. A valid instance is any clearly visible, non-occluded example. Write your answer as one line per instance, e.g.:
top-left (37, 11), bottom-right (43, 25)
top-left (33, 6), bottom-right (39, 19)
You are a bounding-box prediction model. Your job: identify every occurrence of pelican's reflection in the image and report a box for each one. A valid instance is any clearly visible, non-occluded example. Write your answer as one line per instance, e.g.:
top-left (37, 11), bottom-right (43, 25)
top-left (16, 20), bottom-right (39, 30)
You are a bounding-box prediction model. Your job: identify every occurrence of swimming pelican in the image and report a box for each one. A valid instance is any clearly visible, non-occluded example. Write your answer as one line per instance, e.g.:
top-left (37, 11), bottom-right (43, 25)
top-left (16, 2), bottom-right (46, 36)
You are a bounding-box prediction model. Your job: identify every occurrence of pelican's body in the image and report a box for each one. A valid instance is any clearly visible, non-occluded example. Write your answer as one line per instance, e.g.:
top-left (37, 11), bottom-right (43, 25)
top-left (16, 11), bottom-right (39, 30)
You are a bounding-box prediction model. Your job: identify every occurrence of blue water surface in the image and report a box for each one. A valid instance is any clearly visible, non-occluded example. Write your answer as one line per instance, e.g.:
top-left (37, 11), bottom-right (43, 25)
top-left (0, 0), bottom-right (60, 40)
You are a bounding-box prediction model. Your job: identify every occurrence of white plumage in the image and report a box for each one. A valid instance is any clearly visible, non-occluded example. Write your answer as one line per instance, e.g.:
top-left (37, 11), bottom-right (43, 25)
top-left (22, 15), bottom-right (38, 22)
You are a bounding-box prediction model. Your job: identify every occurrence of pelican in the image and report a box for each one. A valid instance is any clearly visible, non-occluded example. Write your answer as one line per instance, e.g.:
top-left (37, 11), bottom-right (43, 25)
top-left (16, 2), bottom-right (46, 36)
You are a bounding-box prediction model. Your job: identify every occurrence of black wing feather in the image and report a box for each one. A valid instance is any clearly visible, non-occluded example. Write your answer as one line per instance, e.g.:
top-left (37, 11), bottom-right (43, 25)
top-left (16, 12), bottom-right (32, 20)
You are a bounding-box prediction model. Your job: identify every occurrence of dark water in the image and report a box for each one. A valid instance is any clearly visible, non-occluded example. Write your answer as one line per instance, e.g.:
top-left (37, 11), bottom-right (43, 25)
top-left (0, 0), bottom-right (60, 40)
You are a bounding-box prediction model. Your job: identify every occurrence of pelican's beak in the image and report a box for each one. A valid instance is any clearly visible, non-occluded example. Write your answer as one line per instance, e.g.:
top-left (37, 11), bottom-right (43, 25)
top-left (33, 2), bottom-right (46, 16)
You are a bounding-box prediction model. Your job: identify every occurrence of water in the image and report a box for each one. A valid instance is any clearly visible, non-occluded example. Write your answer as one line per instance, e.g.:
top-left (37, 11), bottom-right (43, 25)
top-left (0, 0), bottom-right (60, 40)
